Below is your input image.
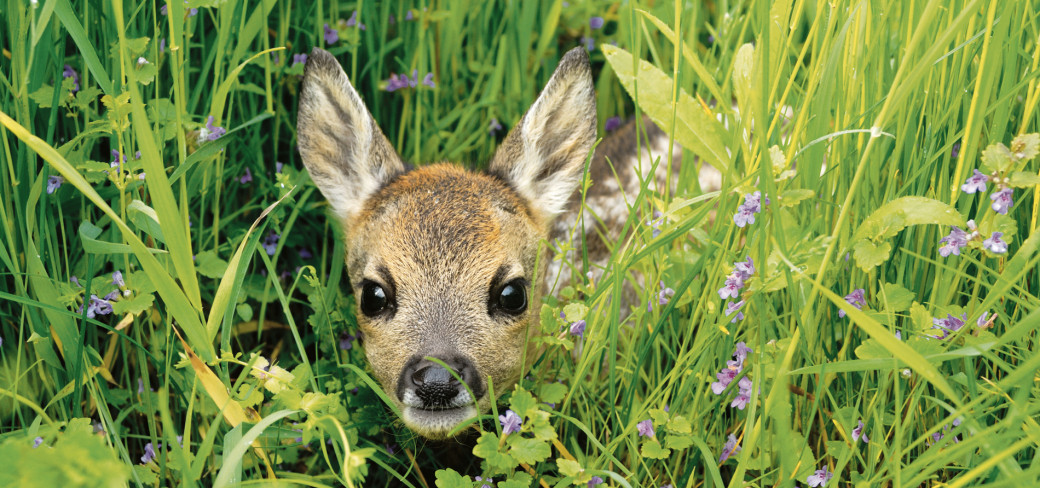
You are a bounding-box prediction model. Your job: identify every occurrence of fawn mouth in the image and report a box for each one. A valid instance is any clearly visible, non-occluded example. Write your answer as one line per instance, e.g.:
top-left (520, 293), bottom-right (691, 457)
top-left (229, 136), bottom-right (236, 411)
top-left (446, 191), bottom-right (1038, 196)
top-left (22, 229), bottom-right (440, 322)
top-left (401, 404), bottom-right (478, 438)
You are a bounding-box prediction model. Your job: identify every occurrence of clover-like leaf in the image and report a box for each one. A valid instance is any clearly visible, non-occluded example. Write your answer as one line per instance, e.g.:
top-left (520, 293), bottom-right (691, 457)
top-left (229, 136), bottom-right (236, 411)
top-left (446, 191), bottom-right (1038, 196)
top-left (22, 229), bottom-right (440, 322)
top-left (981, 142), bottom-right (1014, 173)
top-left (852, 239), bottom-right (892, 272)
top-left (1010, 133), bottom-right (1040, 161)
top-left (640, 438), bottom-right (671, 459)
top-left (508, 437), bottom-right (551, 465)
top-left (881, 282), bottom-right (915, 312)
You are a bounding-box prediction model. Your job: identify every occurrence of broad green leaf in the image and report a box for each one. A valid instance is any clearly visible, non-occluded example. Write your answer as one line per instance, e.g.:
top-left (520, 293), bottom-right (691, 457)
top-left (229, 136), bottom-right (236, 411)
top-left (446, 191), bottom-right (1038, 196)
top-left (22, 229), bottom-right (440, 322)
top-left (0, 419), bottom-right (130, 487)
top-left (881, 282), bottom-right (915, 312)
top-left (852, 239), bottom-right (892, 271)
top-left (557, 458), bottom-right (583, 477)
top-left (779, 189), bottom-right (814, 207)
top-left (111, 292), bottom-right (155, 316)
top-left (473, 431), bottom-right (516, 473)
top-left (980, 142), bottom-right (1014, 173)
top-left (562, 302), bottom-right (588, 322)
top-left (538, 382), bottom-right (568, 405)
top-left (1010, 133), bottom-right (1039, 161)
top-left (665, 434), bottom-right (694, 450)
top-left (498, 472), bottom-right (534, 488)
top-left (636, 9), bottom-right (724, 102)
top-left (1009, 171), bottom-right (1040, 188)
top-left (855, 338), bottom-right (888, 359)
top-left (127, 200), bottom-right (165, 244)
top-left (640, 438), bottom-right (671, 459)
top-left (195, 250), bottom-right (229, 279)
top-left (852, 196), bottom-right (965, 241)
top-left (434, 469), bottom-right (471, 488)
top-left (667, 415), bottom-right (692, 434)
top-left (602, 44), bottom-right (730, 172)
top-left (508, 437), bottom-right (551, 464)
top-left (509, 386), bottom-right (538, 418)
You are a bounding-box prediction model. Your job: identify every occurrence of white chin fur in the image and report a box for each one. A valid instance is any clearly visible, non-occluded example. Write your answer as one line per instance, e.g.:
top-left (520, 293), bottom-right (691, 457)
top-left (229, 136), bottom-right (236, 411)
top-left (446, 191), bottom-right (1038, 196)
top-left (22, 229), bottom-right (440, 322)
top-left (402, 405), bottom-right (478, 438)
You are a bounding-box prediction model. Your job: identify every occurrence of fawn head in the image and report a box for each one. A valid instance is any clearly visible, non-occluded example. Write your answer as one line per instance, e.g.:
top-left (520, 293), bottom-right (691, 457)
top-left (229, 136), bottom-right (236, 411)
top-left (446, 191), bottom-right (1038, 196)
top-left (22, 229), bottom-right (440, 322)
top-left (297, 47), bottom-right (596, 438)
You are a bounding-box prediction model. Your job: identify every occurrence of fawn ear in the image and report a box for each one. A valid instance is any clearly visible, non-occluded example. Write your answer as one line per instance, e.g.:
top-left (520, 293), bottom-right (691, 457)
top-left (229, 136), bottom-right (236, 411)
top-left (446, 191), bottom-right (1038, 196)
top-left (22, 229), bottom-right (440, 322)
top-left (490, 47), bottom-right (597, 222)
top-left (297, 48), bottom-right (404, 221)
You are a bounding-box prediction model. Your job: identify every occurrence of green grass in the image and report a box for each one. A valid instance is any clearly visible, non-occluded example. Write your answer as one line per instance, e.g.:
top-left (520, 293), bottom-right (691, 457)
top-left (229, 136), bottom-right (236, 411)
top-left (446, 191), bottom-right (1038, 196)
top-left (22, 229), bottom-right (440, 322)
top-left (1, 0), bottom-right (1039, 486)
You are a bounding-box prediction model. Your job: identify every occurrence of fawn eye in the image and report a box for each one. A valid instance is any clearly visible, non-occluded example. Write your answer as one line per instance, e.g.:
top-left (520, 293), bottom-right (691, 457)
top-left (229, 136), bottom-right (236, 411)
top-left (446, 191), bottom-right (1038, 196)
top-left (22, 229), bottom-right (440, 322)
top-left (495, 279), bottom-right (528, 315)
top-left (360, 282), bottom-right (391, 317)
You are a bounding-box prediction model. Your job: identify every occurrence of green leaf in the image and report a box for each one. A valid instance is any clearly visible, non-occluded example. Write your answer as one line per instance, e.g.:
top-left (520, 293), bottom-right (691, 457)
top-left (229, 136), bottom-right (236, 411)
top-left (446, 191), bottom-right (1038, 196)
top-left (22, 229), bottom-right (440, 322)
top-left (852, 239), bottom-right (892, 271)
top-left (910, 302), bottom-right (932, 331)
top-left (473, 432), bottom-right (517, 473)
top-left (851, 196), bottom-right (966, 241)
top-left (665, 434), bottom-right (694, 450)
top-left (509, 386), bottom-right (538, 418)
top-left (640, 438), bottom-right (671, 460)
top-left (1009, 171), bottom-right (1040, 188)
top-left (881, 282), bottom-right (915, 312)
top-left (562, 302), bottom-right (588, 322)
top-left (538, 382), bottom-right (567, 405)
top-left (980, 142), bottom-right (1014, 173)
top-left (667, 415), bottom-right (692, 434)
top-left (147, 98), bottom-right (179, 141)
top-left (1010, 133), bottom-right (1040, 161)
top-left (508, 437), bottom-right (551, 464)
top-left (127, 200), bottom-right (166, 244)
top-left (557, 458), bottom-right (584, 477)
top-left (769, 145), bottom-right (787, 175)
top-left (497, 472), bottom-right (534, 488)
top-left (195, 250), bottom-right (229, 279)
top-left (111, 292), bottom-right (155, 315)
top-left (855, 338), bottom-right (888, 360)
top-left (602, 44), bottom-right (731, 172)
top-left (0, 419), bottom-right (131, 487)
top-left (29, 84), bottom-right (59, 108)
top-left (780, 189), bottom-right (814, 207)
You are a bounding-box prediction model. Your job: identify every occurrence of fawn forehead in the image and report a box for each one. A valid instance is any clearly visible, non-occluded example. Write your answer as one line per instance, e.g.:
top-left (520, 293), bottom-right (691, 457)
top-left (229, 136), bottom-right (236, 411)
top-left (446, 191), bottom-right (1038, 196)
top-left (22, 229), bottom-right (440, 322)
top-left (348, 164), bottom-right (539, 283)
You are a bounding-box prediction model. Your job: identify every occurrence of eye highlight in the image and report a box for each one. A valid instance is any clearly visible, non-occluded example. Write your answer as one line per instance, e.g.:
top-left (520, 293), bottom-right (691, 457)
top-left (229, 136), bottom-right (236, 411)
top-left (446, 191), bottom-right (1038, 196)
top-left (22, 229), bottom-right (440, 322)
top-left (359, 280), bottom-right (393, 317)
top-left (493, 279), bottom-right (528, 315)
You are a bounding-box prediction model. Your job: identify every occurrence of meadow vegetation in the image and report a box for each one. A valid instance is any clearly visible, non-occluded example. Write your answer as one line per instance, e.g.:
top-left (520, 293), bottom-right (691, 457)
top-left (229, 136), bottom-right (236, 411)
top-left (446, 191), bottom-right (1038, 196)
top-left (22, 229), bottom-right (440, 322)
top-left (1, 0), bottom-right (1039, 486)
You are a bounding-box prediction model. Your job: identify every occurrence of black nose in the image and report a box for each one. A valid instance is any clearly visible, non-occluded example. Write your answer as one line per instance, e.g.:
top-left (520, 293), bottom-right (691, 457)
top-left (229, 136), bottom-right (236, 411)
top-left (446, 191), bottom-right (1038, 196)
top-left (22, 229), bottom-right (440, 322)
top-left (398, 355), bottom-right (485, 409)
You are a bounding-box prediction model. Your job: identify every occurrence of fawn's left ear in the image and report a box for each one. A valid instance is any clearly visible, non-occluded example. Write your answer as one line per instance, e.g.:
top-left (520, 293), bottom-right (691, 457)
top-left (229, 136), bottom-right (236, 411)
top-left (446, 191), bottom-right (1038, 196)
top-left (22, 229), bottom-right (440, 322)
top-left (490, 47), bottom-right (597, 223)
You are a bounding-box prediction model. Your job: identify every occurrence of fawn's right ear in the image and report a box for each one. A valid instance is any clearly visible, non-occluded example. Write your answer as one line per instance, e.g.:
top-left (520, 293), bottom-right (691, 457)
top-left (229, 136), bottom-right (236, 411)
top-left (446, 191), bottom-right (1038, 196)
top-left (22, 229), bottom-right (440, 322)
top-left (297, 48), bottom-right (404, 221)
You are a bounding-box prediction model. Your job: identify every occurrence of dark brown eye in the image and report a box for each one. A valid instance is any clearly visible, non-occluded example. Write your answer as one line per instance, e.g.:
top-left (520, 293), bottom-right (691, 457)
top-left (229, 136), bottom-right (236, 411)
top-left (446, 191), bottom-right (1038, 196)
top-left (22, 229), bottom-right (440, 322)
top-left (496, 280), bottom-right (527, 314)
top-left (360, 282), bottom-right (390, 317)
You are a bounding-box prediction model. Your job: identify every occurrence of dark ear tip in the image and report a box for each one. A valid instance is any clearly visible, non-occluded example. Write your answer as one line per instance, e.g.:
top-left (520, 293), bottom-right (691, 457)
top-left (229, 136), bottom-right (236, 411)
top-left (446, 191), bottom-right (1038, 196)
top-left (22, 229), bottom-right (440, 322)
top-left (304, 48), bottom-right (341, 76)
top-left (560, 46), bottom-right (591, 70)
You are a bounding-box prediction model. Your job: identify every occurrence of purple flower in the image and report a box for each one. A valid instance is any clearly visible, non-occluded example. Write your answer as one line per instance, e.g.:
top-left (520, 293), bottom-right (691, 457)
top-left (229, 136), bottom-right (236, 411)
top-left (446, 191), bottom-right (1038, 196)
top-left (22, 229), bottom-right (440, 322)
top-left (203, 115), bottom-right (226, 142)
top-left (725, 300), bottom-right (745, 323)
top-left (730, 376), bottom-right (752, 409)
top-left (569, 320), bottom-right (586, 336)
top-left (345, 10), bottom-right (366, 30)
top-left (47, 175), bottom-right (64, 194)
top-left (932, 312), bottom-right (967, 339)
top-left (990, 188), bottom-right (1013, 214)
top-left (589, 16), bottom-right (605, 29)
top-left (112, 270), bottom-right (125, 288)
top-left (605, 116), bottom-right (622, 132)
top-left (160, 38), bottom-right (166, 54)
top-left (717, 277), bottom-right (743, 300)
top-left (719, 433), bottom-right (741, 462)
top-left (983, 231), bottom-right (1008, 253)
top-left (939, 226), bottom-right (969, 257)
top-left (141, 442), bottom-right (159, 464)
top-left (0, 336), bottom-right (3, 348)
top-left (239, 167), bottom-right (253, 184)
top-left (33, 437), bottom-right (44, 448)
top-left (488, 118), bottom-right (503, 135)
top-left (852, 419), bottom-right (868, 443)
top-left (636, 419), bottom-right (655, 437)
top-left (657, 281), bottom-right (675, 306)
top-left (960, 169), bottom-right (988, 194)
top-left (734, 257), bottom-right (755, 279)
top-left (733, 342), bottom-right (752, 366)
top-left (275, 161), bottom-right (284, 173)
top-left (262, 231), bottom-right (280, 256)
top-left (70, 276), bottom-right (82, 287)
top-left (587, 476), bottom-right (604, 487)
top-left (951, 141), bottom-right (961, 158)
top-left (339, 331), bottom-right (357, 350)
top-left (385, 73), bottom-right (411, 92)
top-left (62, 64), bottom-right (80, 93)
top-left (500, 409), bottom-right (522, 435)
top-left (838, 288), bottom-right (866, 318)
top-left (976, 311), bottom-right (991, 328)
top-left (160, 4), bottom-right (167, 15)
top-left (581, 36), bottom-right (595, 52)
top-left (323, 23), bottom-right (339, 44)
top-left (711, 367), bottom-right (738, 394)
top-left (807, 465), bottom-right (833, 487)
top-left (298, 247), bottom-right (313, 259)
top-left (111, 150), bottom-right (126, 171)
top-left (733, 191), bottom-right (766, 227)
top-left (292, 53), bottom-right (308, 67)
top-left (84, 294), bottom-right (113, 319)
top-left (422, 72), bottom-right (435, 88)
